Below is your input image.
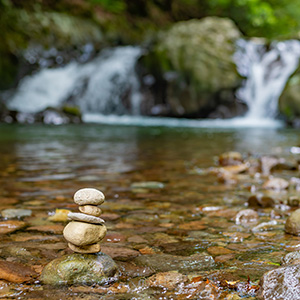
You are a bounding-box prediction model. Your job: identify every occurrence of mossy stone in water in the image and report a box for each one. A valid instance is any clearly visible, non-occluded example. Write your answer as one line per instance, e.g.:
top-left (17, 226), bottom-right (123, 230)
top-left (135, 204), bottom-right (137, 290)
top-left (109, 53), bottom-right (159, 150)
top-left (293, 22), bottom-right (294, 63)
top-left (40, 252), bottom-right (118, 285)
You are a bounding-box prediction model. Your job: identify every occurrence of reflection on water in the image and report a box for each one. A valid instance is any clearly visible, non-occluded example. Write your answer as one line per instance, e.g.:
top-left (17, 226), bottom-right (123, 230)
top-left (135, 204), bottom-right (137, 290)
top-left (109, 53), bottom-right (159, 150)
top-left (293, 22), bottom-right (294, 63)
top-left (0, 124), bottom-right (299, 298)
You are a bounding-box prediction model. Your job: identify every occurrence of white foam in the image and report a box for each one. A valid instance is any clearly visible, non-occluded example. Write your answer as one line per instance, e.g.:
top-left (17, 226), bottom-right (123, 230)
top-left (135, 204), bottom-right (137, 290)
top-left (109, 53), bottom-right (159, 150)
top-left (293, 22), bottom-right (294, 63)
top-left (82, 113), bottom-right (283, 128)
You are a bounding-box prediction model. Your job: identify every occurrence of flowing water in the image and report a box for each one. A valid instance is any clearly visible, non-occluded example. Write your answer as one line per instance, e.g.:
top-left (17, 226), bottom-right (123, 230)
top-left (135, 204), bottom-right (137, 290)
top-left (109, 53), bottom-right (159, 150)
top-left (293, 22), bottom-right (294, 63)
top-left (0, 124), bottom-right (300, 299)
top-left (5, 39), bottom-right (300, 128)
top-left (234, 39), bottom-right (300, 120)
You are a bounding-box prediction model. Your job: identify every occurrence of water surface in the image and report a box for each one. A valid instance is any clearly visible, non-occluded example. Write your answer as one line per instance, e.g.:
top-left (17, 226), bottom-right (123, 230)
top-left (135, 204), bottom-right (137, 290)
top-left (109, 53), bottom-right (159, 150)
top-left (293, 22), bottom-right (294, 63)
top-left (0, 124), bottom-right (299, 299)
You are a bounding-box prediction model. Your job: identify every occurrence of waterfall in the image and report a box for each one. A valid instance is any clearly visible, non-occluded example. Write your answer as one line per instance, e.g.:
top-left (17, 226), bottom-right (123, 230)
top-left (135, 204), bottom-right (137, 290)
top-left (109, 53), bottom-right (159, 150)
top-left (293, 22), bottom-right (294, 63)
top-left (6, 46), bottom-right (143, 115)
top-left (234, 39), bottom-right (300, 120)
top-left (4, 39), bottom-right (300, 128)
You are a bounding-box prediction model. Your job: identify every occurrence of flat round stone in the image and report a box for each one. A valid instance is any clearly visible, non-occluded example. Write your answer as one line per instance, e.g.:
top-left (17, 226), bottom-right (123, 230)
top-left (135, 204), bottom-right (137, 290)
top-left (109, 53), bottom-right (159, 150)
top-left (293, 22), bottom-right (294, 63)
top-left (79, 205), bottom-right (102, 217)
top-left (74, 188), bottom-right (105, 206)
top-left (68, 212), bottom-right (105, 224)
top-left (63, 221), bottom-right (107, 246)
top-left (68, 242), bottom-right (101, 254)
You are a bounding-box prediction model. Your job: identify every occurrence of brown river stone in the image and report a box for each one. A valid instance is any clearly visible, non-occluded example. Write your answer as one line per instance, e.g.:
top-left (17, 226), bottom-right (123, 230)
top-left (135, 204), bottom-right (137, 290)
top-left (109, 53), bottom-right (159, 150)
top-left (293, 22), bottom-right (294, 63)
top-left (79, 205), bottom-right (102, 217)
top-left (63, 221), bottom-right (106, 246)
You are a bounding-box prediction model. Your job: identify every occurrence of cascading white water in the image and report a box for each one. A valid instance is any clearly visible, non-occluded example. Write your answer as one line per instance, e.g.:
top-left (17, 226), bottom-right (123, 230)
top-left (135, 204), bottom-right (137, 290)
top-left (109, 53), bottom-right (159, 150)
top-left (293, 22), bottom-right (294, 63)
top-left (4, 39), bottom-right (300, 128)
top-left (6, 46), bottom-right (143, 115)
top-left (234, 39), bottom-right (300, 120)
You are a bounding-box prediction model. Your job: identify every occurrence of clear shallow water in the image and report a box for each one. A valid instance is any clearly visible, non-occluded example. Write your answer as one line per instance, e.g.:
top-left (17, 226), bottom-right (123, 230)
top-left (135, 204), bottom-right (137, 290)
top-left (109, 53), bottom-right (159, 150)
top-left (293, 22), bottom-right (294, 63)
top-left (0, 124), bottom-right (299, 299)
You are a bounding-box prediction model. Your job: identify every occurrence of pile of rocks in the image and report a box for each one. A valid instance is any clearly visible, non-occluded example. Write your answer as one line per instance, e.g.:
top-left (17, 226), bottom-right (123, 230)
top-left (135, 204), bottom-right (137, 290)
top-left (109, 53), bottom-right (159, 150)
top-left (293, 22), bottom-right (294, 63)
top-left (63, 188), bottom-right (107, 253)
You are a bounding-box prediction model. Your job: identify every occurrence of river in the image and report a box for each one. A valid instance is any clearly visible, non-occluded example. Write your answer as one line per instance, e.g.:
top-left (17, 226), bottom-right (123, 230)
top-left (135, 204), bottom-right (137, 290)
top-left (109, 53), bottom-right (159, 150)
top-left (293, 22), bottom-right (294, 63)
top-left (0, 124), bottom-right (299, 298)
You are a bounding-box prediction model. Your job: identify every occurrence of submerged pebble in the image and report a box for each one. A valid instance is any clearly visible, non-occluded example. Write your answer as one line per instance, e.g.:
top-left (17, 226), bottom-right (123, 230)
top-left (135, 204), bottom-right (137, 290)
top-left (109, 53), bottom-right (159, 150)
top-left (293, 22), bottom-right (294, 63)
top-left (235, 209), bottom-right (259, 225)
top-left (263, 178), bottom-right (289, 190)
top-left (0, 260), bottom-right (37, 283)
top-left (1, 209), bottom-right (32, 219)
top-left (131, 181), bottom-right (165, 189)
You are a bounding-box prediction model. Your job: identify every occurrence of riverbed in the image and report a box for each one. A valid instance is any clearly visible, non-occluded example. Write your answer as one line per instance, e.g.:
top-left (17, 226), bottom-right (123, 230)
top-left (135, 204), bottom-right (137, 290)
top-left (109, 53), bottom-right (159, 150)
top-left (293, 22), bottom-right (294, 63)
top-left (0, 124), bottom-right (299, 299)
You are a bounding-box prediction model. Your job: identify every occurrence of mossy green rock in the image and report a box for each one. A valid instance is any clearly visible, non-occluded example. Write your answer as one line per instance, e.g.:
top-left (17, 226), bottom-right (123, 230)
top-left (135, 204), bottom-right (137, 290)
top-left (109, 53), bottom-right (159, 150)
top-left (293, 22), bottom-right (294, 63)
top-left (279, 72), bottom-right (300, 122)
top-left (40, 252), bottom-right (118, 285)
top-left (142, 17), bottom-right (242, 117)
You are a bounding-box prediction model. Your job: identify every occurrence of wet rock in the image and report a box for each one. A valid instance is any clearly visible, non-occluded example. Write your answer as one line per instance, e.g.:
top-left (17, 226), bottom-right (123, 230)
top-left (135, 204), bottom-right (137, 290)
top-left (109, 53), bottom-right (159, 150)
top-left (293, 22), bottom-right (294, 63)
top-left (117, 261), bottom-right (154, 278)
top-left (79, 205), bottom-right (102, 217)
top-left (263, 178), bottom-right (289, 190)
top-left (1, 209), bottom-right (32, 219)
top-left (130, 182), bottom-right (164, 189)
top-left (68, 212), bottom-right (105, 224)
top-left (219, 152), bottom-right (243, 166)
top-left (0, 220), bottom-right (27, 234)
top-left (40, 252), bottom-right (118, 285)
top-left (178, 220), bottom-right (206, 230)
top-left (288, 196), bottom-right (300, 207)
top-left (248, 194), bottom-right (275, 208)
top-left (235, 209), bottom-right (259, 225)
top-left (63, 221), bottom-right (106, 246)
top-left (252, 220), bottom-right (278, 233)
top-left (101, 246), bottom-right (140, 261)
top-left (257, 264), bottom-right (300, 300)
top-left (145, 271), bottom-right (187, 289)
top-left (260, 156), bottom-right (282, 176)
top-left (73, 188), bottom-right (105, 206)
top-left (285, 209), bottom-right (300, 236)
top-left (214, 254), bottom-right (235, 263)
top-left (127, 235), bottom-right (148, 244)
top-left (159, 241), bottom-right (200, 255)
top-left (48, 209), bottom-right (71, 222)
top-left (220, 163), bottom-right (248, 174)
top-left (133, 253), bottom-right (214, 272)
top-left (27, 224), bottom-right (64, 234)
top-left (0, 260), bottom-right (37, 283)
top-left (207, 246), bottom-right (234, 256)
top-left (141, 17), bottom-right (241, 118)
top-left (101, 213), bottom-right (121, 221)
top-left (281, 251), bottom-right (300, 266)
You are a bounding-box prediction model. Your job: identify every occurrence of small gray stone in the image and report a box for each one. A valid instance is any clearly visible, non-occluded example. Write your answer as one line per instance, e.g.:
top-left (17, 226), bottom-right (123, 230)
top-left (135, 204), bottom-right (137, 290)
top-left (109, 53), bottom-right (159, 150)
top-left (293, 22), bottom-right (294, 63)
top-left (68, 212), bottom-right (105, 224)
top-left (258, 264), bottom-right (300, 300)
top-left (133, 253), bottom-right (214, 273)
top-left (40, 252), bottom-right (118, 285)
top-left (131, 182), bottom-right (164, 190)
top-left (74, 188), bottom-right (105, 206)
top-left (1, 209), bottom-right (32, 219)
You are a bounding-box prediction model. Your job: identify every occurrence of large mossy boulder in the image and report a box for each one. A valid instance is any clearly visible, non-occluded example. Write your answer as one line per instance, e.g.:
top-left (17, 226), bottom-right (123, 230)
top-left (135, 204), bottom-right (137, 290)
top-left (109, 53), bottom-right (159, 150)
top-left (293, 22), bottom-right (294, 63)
top-left (139, 17), bottom-right (244, 118)
top-left (279, 71), bottom-right (300, 127)
top-left (40, 252), bottom-right (118, 285)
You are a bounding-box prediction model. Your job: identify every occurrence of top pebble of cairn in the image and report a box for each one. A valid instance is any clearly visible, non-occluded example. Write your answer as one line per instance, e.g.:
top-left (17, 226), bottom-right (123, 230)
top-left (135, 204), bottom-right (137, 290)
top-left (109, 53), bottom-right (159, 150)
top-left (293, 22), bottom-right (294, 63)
top-left (74, 188), bottom-right (105, 206)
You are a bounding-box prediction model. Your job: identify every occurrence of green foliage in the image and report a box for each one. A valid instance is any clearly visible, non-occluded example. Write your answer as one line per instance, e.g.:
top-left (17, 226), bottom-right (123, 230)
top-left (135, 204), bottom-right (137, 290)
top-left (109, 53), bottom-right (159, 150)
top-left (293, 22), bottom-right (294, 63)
top-left (88, 0), bottom-right (126, 14)
top-left (208, 0), bottom-right (300, 38)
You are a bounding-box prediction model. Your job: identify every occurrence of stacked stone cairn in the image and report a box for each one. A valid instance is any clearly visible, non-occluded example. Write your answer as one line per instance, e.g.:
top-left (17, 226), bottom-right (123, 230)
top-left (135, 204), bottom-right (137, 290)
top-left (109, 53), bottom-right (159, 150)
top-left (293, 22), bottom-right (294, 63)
top-left (63, 188), bottom-right (106, 253)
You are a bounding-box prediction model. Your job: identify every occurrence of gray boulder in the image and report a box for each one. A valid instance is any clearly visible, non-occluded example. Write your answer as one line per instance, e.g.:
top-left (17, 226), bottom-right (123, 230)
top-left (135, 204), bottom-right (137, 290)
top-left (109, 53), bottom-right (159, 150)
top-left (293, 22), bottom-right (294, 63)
top-left (139, 17), bottom-right (244, 118)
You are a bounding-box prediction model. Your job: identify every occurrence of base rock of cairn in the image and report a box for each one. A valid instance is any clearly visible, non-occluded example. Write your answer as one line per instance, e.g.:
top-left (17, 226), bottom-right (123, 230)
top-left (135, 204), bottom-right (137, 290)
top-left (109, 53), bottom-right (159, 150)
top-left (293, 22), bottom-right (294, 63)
top-left (40, 188), bottom-right (118, 285)
top-left (40, 252), bottom-right (117, 285)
